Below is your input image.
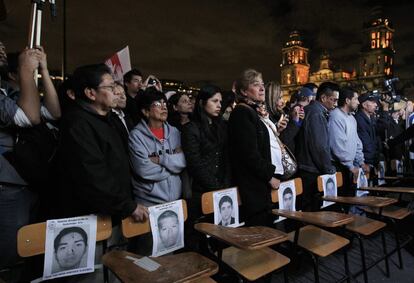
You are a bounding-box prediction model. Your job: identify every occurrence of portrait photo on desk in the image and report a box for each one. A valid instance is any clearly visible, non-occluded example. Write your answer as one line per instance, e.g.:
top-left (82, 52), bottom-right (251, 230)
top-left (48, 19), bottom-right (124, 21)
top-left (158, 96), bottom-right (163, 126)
top-left (378, 161), bottom-right (386, 185)
top-left (321, 174), bottom-right (337, 208)
top-left (396, 160), bottom-right (403, 176)
top-left (43, 215), bottom-right (97, 280)
top-left (149, 200), bottom-right (184, 257)
top-left (356, 168), bottom-right (369, 197)
top-left (213, 187), bottom-right (239, 227)
top-left (275, 179), bottom-right (296, 223)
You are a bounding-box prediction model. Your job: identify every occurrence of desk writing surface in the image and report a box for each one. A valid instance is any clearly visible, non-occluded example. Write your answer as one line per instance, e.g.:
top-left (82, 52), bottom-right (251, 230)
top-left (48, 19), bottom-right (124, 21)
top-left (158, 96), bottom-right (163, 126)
top-left (272, 210), bottom-right (354, 227)
top-left (102, 250), bottom-right (218, 283)
top-left (194, 223), bottom-right (288, 249)
top-left (322, 196), bottom-right (397, 207)
top-left (358, 186), bottom-right (414, 194)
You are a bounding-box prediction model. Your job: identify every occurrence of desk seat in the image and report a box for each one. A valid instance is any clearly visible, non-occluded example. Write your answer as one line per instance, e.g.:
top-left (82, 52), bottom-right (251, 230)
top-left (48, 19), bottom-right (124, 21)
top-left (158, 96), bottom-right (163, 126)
top-left (287, 225), bottom-right (350, 257)
top-left (220, 246), bottom-right (290, 281)
top-left (345, 215), bottom-right (386, 236)
top-left (363, 206), bottom-right (412, 220)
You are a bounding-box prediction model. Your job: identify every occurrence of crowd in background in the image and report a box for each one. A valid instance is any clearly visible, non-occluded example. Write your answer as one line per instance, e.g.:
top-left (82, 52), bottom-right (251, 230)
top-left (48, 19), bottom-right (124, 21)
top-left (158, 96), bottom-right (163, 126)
top-left (1, 44), bottom-right (413, 282)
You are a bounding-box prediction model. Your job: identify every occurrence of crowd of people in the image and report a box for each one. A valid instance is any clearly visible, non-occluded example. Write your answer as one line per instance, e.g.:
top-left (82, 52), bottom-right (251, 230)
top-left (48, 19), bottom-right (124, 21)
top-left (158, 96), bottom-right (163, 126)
top-left (1, 44), bottom-right (413, 281)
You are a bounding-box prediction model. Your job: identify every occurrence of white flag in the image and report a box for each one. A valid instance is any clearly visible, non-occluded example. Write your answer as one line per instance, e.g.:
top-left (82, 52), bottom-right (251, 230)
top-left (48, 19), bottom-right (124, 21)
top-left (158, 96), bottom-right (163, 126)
top-left (105, 46), bottom-right (132, 83)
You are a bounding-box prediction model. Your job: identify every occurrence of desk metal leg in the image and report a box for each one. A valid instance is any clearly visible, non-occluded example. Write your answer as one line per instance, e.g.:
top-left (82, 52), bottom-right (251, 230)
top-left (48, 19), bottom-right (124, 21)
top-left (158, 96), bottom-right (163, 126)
top-left (381, 231), bottom-right (390, 277)
top-left (311, 254), bottom-right (320, 283)
top-left (357, 236), bottom-right (368, 283)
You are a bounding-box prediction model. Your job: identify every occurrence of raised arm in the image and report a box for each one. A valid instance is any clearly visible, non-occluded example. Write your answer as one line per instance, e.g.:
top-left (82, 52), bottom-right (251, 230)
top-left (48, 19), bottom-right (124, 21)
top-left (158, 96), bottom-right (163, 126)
top-left (38, 46), bottom-right (61, 119)
top-left (17, 48), bottom-right (41, 124)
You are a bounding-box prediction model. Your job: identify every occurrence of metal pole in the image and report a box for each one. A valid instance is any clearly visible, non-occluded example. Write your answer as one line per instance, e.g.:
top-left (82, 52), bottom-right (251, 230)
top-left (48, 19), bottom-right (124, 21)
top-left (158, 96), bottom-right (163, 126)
top-left (62, 0), bottom-right (66, 79)
top-left (28, 1), bottom-right (38, 48)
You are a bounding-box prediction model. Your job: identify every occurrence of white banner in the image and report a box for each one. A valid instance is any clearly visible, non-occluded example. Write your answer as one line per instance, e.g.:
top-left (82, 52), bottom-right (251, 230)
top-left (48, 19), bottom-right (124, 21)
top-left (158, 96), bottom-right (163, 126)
top-left (105, 46), bottom-right (132, 83)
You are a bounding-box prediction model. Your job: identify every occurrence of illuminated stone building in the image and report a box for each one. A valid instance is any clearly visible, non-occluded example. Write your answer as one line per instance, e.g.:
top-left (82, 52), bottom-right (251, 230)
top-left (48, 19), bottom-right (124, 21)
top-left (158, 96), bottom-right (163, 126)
top-left (358, 16), bottom-right (395, 90)
top-left (280, 12), bottom-right (395, 100)
top-left (280, 30), bottom-right (310, 100)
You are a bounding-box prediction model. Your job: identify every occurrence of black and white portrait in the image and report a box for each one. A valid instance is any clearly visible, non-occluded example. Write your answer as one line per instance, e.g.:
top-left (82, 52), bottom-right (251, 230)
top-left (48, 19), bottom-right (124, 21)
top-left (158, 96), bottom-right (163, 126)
top-left (275, 179), bottom-right (296, 223)
top-left (396, 160), bottom-right (403, 176)
top-left (213, 188), bottom-right (239, 227)
top-left (149, 200), bottom-right (184, 257)
top-left (321, 174), bottom-right (337, 208)
top-left (356, 168), bottom-right (369, 197)
top-left (43, 216), bottom-right (97, 280)
top-left (279, 182), bottom-right (296, 212)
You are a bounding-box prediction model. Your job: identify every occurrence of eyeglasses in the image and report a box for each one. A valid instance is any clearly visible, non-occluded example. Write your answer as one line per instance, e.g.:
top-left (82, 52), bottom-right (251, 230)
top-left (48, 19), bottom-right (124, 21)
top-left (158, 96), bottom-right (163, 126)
top-left (151, 101), bottom-right (168, 108)
top-left (97, 85), bottom-right (116, 92)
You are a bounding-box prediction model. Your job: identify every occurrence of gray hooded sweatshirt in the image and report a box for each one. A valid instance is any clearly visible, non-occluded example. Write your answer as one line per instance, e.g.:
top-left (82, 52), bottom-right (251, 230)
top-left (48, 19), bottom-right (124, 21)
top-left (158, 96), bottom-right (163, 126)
top-left (129, 120), bottom-right (185, 206)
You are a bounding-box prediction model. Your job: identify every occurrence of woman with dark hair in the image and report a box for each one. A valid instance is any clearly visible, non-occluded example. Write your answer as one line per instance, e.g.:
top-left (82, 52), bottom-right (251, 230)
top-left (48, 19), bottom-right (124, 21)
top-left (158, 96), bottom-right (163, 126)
top-left (167, 93), bottom-right (193, 131)
top-left (129, 88), bottom-right (186, 207)
top-left (181, 85), bottom-right (232, 250)
top-left (182, 85), bottom-right (231, 204)
top-left (220, 90), bottom-right (236, 121)
top-left (128, 88), bottom-right (186, 255)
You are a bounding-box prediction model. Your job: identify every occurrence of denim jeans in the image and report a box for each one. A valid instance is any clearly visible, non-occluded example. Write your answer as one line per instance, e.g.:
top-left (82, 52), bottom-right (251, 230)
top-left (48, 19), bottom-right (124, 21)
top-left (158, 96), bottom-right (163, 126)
top-left (0, 184), bottom-right (37, 268)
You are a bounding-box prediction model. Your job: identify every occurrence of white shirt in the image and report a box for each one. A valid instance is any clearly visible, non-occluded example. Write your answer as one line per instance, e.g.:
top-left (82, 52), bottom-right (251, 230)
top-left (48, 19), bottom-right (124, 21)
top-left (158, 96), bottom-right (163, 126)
top-left (261, 118), bottom-right (284, 175)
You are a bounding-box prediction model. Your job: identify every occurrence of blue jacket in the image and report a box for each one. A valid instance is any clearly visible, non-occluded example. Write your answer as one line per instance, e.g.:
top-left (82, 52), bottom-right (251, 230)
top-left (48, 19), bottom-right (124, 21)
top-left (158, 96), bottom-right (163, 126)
top-left (296, 101), bottom-right (335, 174)
top-left (129, 120), bottom-right (186, 206)
top-left (354, 111), bottom-right (379, 165)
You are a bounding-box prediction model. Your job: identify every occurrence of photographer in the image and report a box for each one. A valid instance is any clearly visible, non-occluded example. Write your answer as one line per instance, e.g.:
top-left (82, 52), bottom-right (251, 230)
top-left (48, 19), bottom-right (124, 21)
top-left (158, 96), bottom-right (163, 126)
top-left (0, 47), bottom-right (57, 269)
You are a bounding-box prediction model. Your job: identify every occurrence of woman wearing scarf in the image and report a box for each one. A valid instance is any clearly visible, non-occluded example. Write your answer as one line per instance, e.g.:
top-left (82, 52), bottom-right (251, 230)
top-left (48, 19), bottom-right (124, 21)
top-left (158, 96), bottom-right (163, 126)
top-left (228, 69), bottom-right (286, 227)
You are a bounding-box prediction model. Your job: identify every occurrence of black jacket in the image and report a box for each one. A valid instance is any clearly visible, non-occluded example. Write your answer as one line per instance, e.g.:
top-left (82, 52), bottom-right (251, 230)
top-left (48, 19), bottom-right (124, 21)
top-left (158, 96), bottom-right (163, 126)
top-left (296, 101), bottom-right (335, 174)
top-left (56, 103), bottom-right (136, 220)
top-left (124, 93), bottom-right (141, 126)
top-left (387, 118), bottom-right (404, 160)
top-left (355, 111), bottom-right (381, 165)
top-left (181, 120), bottom-right (231, 192)
top-left (228, 104), bottom-right (275, 218)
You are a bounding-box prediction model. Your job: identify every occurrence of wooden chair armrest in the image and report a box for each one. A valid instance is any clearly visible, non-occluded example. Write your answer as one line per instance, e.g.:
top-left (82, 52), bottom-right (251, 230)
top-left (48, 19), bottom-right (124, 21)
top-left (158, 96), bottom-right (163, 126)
top-left (272, 210), bottom-right (354, 227)
top-left (194, 223), bottom-right (288, 250)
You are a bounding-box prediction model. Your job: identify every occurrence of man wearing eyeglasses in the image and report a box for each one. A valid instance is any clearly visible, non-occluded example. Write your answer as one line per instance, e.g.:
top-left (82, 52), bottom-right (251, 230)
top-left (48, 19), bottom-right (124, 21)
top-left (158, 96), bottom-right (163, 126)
top-left (55, 64), bottom-right (148, 224)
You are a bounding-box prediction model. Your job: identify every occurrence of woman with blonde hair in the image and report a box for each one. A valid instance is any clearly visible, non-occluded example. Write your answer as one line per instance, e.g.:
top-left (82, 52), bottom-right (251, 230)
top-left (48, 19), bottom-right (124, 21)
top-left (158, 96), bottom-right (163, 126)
top-left (265, 81), bottom-right (304, 153)
top-left (228, 69), bottom-right (282, 227)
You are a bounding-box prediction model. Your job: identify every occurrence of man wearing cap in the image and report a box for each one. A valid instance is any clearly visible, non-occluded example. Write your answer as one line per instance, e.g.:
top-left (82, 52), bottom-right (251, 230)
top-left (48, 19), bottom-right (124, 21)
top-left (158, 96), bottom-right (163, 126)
top-left (290, 87), bottom-right (314, 108)
top-left (296, 82), bottom-right (338, 211)
top-left (329, 87), bottom-right (369, 197)
top-left (355, 93), bottom-right (382, 167)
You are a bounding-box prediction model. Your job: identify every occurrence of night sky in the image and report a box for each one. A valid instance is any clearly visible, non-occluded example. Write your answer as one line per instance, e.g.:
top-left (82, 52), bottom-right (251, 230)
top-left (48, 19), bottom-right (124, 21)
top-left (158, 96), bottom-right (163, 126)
top-left (1, 0), bottom-right (413, 88)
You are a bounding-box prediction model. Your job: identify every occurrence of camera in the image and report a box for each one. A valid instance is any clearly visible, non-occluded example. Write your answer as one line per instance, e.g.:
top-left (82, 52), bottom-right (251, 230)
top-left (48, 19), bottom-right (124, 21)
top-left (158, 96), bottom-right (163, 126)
top-left (366, 77), bottom-right (403, 106)
top-left (148, 78), bottom-right (157, 86)
top-left (383, 77), bottom-right (400, 102)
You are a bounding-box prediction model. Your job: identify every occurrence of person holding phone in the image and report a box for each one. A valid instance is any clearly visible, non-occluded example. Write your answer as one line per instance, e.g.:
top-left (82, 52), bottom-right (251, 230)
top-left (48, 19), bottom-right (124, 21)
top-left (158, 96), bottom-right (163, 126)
top-left (265, 82), bottom-right (305, 153)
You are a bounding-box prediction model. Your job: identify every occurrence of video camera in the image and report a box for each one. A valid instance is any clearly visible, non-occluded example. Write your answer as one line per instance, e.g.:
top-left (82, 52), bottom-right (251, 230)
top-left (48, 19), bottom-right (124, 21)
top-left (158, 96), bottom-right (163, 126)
top-left (366, 77), bottom-right (403, 106)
